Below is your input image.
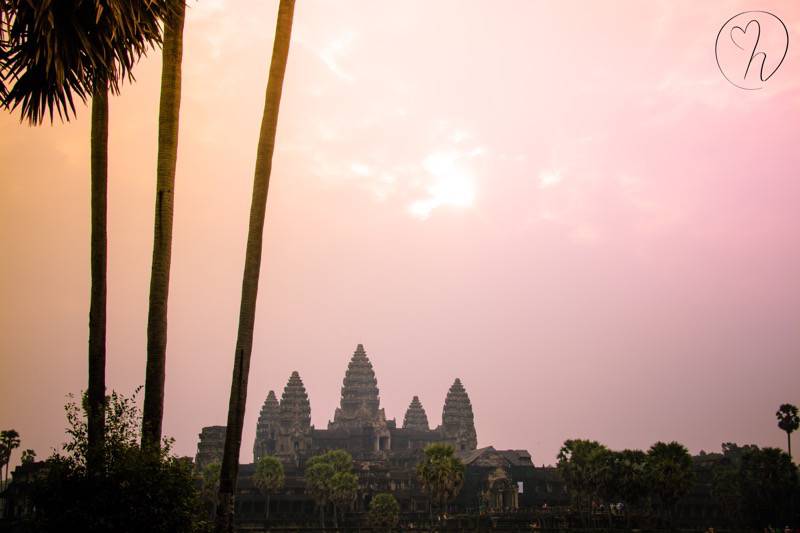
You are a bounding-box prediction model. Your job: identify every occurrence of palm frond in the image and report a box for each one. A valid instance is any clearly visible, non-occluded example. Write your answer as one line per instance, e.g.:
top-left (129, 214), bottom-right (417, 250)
top-left (0, 0), bottom-right (177, 124)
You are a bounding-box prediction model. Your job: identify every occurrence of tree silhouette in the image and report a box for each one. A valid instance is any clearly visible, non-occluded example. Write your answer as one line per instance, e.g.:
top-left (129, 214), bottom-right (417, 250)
top-left (0, 429), bottom-right (20, 482)
top-left (252, 455), bottom-right (284, 521)
top-left (305, 450), bottom-right (355, 528)
top-left (368, 493), bottom-right (401, 532)
top-left (1, 1), bottom-right (170, 476)
top-left (141, 0), bottom-right (187, 454)
top-left (645, 441), bottom-right (694, 526)
top-left (776, 403), bottom-right (799, 461)
top-left (215, 2), bottom-right (295, 531)
top-left (416, 443), bottom-right (465, 520)
top-left (20, 449), bottom-right (36, 465)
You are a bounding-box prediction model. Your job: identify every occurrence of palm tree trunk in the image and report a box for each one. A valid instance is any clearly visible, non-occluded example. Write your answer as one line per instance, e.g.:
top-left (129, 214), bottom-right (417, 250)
top-left (87, 87), bottom-right (108, 477)
top-left (141, 0), bottom-right (186, 453)
top-left (788, 432), bottom-right (792, 461)
top-left (214, 2), bottom-right (295, 531)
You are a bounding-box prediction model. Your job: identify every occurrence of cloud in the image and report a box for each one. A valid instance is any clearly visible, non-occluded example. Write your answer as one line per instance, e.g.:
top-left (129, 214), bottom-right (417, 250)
top-left (318, 31), bottom-right (357, 82)
top-left (408, 148), bottom-right (482, 220)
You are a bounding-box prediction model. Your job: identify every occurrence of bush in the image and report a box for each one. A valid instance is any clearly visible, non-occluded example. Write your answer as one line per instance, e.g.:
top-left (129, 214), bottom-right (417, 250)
top-left (25, 390), bottom-right (207, 533)
top-left (368, 492), bottom-right (400, 531)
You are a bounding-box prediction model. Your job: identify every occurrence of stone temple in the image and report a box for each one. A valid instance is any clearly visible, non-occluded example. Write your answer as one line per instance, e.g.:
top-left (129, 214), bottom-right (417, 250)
top-left (196, 344), bottom-right (568, 522)
top-left (247, 344), bottom-right (478, 464)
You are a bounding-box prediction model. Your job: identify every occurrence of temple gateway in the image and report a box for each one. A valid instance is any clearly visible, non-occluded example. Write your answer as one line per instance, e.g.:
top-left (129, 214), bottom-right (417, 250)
top-left (195, 344), bottom-right (568, 523)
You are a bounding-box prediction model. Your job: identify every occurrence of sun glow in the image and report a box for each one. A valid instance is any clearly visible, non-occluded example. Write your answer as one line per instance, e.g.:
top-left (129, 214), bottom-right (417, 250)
top-left (408, 150), bottom-right (477, 219)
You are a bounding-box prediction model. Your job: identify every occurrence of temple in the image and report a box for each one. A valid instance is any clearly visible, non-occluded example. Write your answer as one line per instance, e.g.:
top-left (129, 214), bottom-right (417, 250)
top-left (195, 344), bottom-right (565, 522)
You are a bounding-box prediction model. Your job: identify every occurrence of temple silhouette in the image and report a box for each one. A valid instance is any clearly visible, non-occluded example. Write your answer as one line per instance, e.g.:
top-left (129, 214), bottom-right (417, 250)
top-left (195, 344), bottom-right (564, 520)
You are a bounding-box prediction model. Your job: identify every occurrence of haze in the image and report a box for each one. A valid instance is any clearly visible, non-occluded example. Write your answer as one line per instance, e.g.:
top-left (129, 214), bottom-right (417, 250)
top-left (1, 0), bottom-right (799, 468)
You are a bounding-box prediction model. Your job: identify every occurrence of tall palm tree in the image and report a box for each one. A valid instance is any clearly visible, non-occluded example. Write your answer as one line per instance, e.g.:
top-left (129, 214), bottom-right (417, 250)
top-left (141, 0), bottom-right (186, 453)
top-left (214, 1), bottom-right (295, 531)
top-left (252, 455), bottom-right (285, 522)
top-left (0, 430), bottom-right (20, 483)
top-left (776, 403), bottom-right (799, 461)
top-left (1, 0), bottom-right (169, 475)
top-left (416, 443), bottom-right (465, 520)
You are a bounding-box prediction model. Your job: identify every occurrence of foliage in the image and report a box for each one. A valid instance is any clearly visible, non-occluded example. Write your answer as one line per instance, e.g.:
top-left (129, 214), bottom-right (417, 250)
top-left (305, 449), bottom-right (356, 527)
top-left (712, 443), bottom-right (798, 527)
top-left (20, 449), bottom-right (36, 465)
top-left (368, 492), bottom-right (400, 531)
top-left (777, 403), bottom-right (800, 435)
top-left (24, 390), bottom-right (207, 533)
top-left (645, 441), bottom-right (694, 521)
top-left (329, 471), bottom-right (358, 515)
top-left (253, 454), bottom-right (284, 495)
top-left (199, 461), bottom-right (221, 521)
top-left (556, 439), bottom-right (608, 519)
top-left (0, 428), bottom-right (21, 481)
top-left (416, 443), bottom-right (465, 515)
top-left (252, 455), bottom-right (284, 520)
top-left (0, 0), bottom-right (173, 123)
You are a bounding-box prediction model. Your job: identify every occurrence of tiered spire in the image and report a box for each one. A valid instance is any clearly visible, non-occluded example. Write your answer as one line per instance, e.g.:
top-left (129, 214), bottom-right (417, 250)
top-left (441, 378), bottom-right (477, 451)
top-left (330, 344), bottom-right (387, 429)
top-left (279, 371), bottom-right (311, 431)
top-left (253, 390), bottom-right (280, 461)
top-left (403, 396), bottom-right (430, 431)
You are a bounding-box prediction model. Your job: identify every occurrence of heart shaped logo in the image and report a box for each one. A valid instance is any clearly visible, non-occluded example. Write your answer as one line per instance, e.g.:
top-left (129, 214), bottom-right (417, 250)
top-left (730, 19), bottom-right (760, 51)
top-left (715, 11), bottom-right (788, 90)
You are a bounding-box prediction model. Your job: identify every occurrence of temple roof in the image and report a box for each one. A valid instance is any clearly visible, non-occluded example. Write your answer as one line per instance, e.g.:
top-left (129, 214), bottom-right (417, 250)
top-left (331, 344), bottom-right (384, 427)
top-left (403, 395), bottom-right (430, 431)
top-left (279, 371), bottom-right (311, 429)
top-left (341, 343), bottom-right (379, 402)
top-left (257, 390), bottom-right (280, 424)
top-left (442, 378), bottom-right (474, 425)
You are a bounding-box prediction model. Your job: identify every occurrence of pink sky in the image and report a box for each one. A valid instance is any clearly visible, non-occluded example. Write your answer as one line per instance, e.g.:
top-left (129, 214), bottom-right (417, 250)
top-left (1, 0), bottom-right (799, 468)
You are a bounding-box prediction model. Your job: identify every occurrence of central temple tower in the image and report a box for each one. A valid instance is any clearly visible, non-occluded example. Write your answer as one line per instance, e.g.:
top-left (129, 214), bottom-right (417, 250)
top-left (329, 344), bottom-right (388, 429)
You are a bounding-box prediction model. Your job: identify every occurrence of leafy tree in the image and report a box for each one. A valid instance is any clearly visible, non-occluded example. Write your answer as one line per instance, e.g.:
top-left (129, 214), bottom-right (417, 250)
top-left (330, 471), bottom-right (358, 528)
top-left (141, 0), bottom-right (187, 453)
top-left (776, 403), bottom-right (799, 460)
top-left (368, 493), bottom-right (400, 531)
top-left (25, 389), bottom-right (205, 533)
top-left (305, 450), bottom-right (355, 528)
top-left (610, 449), bottom-right (649, 526)
top-left (712, 443), bottom-right (798, 527)
top-left (416, 443), bottom-right (465, 519)
top-left (21, 449), bottom-right (36, 465)
top-left (0, 429), bottom-right (20, 482)
top-left (1, 0), bottom-right (171, 476)
top-left (200, 461), bottom-right (221, 521)
top-left (645, 441), bottom-right (694, 525)
top-left (556, 439), bottom-right (608, 524)
top-left (216, 2), bottom-right (295, 531)
top-left (252, 455), bottom-right (284, 521)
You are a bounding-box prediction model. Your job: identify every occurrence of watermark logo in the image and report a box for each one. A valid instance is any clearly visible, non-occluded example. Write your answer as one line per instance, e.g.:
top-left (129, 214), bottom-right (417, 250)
top-left (715, 11), bottom-right (788, 90)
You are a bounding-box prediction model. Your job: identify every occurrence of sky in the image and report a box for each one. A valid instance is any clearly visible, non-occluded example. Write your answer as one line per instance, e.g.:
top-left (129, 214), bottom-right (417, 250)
top-left (1, 0), bottom-right (799, 468)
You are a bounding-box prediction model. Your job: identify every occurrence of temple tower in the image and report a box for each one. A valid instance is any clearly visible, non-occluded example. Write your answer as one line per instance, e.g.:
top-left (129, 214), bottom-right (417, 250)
top-left (276, 371), bottom-right (312, 456)
top-left (403, 396), bottom-right (430, 431)
top-left (440, 378), bottom-right (478, 451)
top-left (330, 344), bottom-right (387, 429)
top-left (253, 390), bottom-right (280, 462)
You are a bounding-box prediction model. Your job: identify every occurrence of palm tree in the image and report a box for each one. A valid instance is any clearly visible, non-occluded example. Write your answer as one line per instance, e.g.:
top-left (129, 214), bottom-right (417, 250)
top-left (1, 0), bottom-right (169, 476)
top-left (215, 1), bottom-right (295, 530)
top-left (416, 443), bottom-right (465, 521)
top-left (645, 441), bottom-right (694, 526)
top-left (252, 455), bottom-right (285, 522)
top-left (776, 403), bottom-right (799, 461)
top-left (329, 471), bottom-right (358, 529)
top-left (20, 449), bottom-right (36, 465)
top-left (141, 0), bottom-right (187, 453)
top-left (0, 430), bottom-right (20, 482)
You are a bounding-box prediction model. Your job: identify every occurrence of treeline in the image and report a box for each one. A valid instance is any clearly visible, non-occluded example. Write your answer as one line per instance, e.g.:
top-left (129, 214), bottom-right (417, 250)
top-left (556, 439), bottom-right (799, 528)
